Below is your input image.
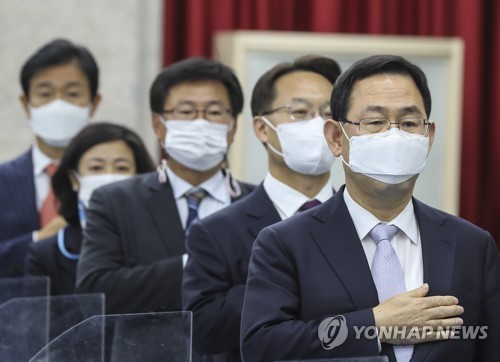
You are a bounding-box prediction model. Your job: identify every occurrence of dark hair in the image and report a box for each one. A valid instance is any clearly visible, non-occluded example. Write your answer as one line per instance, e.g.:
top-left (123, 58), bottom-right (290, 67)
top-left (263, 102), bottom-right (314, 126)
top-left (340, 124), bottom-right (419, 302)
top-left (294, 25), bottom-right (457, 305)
top-left (331, 54), bottom-right (432, 121)
top-left (251, 54), bottom-right (342, 116)
top-left (149, 57), bottom-right (243, 118)
top-left (52, 122), bottom-right (155, 225)
top-left (20, 38), bottom-right (99, 100)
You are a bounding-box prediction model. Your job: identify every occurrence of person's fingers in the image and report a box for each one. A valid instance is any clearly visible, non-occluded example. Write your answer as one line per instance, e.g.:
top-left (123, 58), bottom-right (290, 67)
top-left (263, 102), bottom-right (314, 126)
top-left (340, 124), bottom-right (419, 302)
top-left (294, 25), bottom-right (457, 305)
top-left (406, 283), bottom-right (429, 298)
top-left (420, 295), bottom-right (459, 308)
top-left (425, 316), bottom-right (464, 328)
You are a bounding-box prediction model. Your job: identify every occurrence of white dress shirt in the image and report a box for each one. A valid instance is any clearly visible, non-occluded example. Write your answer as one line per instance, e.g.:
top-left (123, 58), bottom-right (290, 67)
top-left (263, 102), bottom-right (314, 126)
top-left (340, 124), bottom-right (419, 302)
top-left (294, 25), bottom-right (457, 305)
top-left (32, 143), bottom-right (58, 211)
top-left (263, 172), bottom-right (333, 220)
top-left (166, 166), bottom-right (232, 267)
top-left (343, 187), bottom-right (423, 292)
top-left (165, 166), bottom-right (231, 229)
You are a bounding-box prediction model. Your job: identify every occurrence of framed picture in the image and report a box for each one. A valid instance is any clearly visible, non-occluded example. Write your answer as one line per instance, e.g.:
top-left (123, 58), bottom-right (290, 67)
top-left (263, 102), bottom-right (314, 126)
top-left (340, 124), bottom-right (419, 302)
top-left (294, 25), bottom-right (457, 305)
top-left (215, 31), bottom-right (464, 215)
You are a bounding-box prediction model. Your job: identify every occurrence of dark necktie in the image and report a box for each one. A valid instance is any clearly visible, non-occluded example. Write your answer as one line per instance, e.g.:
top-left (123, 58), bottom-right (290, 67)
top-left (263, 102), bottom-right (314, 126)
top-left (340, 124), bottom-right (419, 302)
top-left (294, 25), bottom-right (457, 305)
top-left (298, 199), bottom-right (321, 212)
top-left (39, 163), bottom-right (58, 227)
top-left (184, 188), bottom-right (207, 232)
top-left (370, 223), bottom-right (413, 362)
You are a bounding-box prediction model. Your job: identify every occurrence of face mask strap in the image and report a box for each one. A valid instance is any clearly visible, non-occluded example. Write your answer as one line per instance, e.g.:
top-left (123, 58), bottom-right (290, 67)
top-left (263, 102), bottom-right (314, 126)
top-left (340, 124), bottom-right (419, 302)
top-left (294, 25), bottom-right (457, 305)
top-left (338, 121), bottom-right (352, 143)
top-left (158, 114), bottom-right (168, 128)
top-left (157, 159), bottom-right (168, 184)
top-left (227, 119), bottom-right (235, 132)
top-left (221, 163), bottom-right (242, 198)
top-left (260, 116), bottom-right (285, 158)
top-left (261, 116), bottom-right (278, 132)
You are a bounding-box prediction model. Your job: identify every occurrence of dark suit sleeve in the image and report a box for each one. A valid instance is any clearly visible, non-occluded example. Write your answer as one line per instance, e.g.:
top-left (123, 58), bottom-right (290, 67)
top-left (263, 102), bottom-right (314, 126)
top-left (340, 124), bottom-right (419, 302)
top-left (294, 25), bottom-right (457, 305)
top-left (25, 237), bottom-right (51, 277)
top-left (478, 233), bottom-right (500, 361)
top-left (75, 187), bottom-right (183, 314)
top-left (0, 151), bottom-right (39, 277)
top-left (183, 220), bottom-right (246, 354)
top-left (241, 227), bottom-right (380, 362)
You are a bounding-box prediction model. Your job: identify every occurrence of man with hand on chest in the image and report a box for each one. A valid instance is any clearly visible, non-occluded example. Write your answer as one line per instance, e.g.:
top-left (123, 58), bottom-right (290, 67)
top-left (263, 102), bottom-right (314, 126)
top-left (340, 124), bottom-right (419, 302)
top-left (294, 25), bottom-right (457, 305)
top-left (240, 55), bottom-right (499, 362)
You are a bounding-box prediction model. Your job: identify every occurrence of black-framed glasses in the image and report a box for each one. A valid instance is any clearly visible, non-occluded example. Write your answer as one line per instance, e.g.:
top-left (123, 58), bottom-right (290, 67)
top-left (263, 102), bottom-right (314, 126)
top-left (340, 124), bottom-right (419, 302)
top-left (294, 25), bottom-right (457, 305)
top-left (342, 117), bottom-right (430, 135)
top-left (162, 103), bottom-right (232, 123)
top-left (261, 100), bottom-right (331, 121)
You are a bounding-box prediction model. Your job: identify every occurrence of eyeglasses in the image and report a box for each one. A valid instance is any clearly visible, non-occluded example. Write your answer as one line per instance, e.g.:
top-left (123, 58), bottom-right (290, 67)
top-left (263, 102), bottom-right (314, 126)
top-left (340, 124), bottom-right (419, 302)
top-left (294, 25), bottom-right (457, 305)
top-left (261, 100), bottom-right (331, 121)
top-left (162, 103), bottom-right (232, 123)
top-left (342, 117), bottom-right (430, 135)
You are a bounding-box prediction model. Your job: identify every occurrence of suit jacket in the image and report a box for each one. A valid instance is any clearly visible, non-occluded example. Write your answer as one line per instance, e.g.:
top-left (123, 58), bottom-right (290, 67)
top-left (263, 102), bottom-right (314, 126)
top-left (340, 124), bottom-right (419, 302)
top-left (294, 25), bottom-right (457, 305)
top-left (75, 171), bottom-right (254, 314)
top-left (0, 150), bottom-right (39, 277)
top-left (25, 224), bottom-right (82, 296)
top-left (182, 184), bottom-right (281, 361)
top-left (241, 186), bottom-right (500, 362)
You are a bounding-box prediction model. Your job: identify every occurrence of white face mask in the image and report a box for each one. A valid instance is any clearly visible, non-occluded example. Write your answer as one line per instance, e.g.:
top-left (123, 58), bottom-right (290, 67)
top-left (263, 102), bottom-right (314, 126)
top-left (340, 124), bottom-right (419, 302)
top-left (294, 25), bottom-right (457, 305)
top-left (77, 174), bottom-right (131, 208)
top-left (262, 116), bottom-right (335, 175)
top-left (30, 99), bottom-right (91, 147)
top-left (162, 118), bottom-right (230, 172)
top-left (340, 125), bottom-right (429, 184)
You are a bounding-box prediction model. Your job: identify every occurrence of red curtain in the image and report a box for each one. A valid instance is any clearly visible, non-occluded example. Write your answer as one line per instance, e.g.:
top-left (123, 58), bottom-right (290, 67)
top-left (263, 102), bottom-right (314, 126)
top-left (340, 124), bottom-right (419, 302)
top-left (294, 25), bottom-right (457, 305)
top-left (163, 0), bottom-right (500, 249)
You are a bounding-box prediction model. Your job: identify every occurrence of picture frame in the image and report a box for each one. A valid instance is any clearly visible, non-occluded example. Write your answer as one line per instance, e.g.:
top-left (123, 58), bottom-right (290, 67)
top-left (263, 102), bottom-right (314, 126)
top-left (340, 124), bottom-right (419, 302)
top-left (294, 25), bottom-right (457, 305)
top-left (215, 31), bottom-right (464, 215)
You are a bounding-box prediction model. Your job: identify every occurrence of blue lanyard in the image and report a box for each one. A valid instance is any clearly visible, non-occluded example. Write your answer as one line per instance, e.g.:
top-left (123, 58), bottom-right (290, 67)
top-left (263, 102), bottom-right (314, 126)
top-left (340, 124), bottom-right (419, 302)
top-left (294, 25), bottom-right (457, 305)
top-left (57, 228), bottom-right (80, 260)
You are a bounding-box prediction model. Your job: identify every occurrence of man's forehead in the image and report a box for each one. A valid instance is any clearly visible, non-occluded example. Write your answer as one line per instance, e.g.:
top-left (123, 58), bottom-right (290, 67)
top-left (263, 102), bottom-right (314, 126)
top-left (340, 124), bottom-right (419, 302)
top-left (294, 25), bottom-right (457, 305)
top-left (165, 80), bottom-right (230, 104)
top-left (350, 75), bottom-right (421, 101)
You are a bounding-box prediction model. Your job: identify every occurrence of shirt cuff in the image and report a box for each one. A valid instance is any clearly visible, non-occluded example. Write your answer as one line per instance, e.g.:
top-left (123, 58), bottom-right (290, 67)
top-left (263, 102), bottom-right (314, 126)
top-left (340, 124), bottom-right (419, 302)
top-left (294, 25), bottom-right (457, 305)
top-left (182, 253), bottom-right (188, 268)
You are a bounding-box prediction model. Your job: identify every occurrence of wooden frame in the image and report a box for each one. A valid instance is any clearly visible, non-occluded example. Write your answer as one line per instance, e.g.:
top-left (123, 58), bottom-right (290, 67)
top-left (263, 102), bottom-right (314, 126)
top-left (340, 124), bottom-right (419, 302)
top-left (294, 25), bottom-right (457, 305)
top-left (215, 31), bottom-right (464, 215)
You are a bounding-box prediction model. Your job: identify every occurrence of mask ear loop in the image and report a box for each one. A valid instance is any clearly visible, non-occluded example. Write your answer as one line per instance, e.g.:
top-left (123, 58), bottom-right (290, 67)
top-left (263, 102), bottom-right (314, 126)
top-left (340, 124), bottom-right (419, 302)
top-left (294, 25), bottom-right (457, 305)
top-left (222, 157), bottom-right (241, 198)
top-left (157, 159), bottom-right (168, 184)
top-left (260, 116), bottom-right (286, 158)
top-left (337, 121), bottom-right (353, 169)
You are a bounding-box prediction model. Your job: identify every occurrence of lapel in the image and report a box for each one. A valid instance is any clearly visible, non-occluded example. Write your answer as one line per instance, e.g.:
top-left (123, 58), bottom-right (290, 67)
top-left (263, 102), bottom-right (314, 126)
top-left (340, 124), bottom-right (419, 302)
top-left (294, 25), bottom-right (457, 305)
top-left (414, 199), bottom-right (456, 295)
top-left (144, 174), bottom-right (186, 255)
top-left (310, 186), bottom-right (380, 310)
top-left (410, 199), bottom-right (456, 361)
top-left (12, 150), bottom-right (39, 229)
top-left (244, 184), bottom-right (281, 239)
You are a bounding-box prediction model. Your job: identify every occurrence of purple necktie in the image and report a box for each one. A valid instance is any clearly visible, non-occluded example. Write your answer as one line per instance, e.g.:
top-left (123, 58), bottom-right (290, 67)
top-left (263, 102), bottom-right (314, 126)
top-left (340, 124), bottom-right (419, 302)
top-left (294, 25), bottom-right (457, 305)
top-left (299, 199), bottom-right (321, 212)
top-left (370, 223), bottom-right (413, 362)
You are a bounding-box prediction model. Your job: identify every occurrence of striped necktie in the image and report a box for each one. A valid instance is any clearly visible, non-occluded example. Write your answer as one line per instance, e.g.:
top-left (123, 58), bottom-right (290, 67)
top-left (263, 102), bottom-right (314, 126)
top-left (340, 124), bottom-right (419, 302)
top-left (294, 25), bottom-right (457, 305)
top-left (184, 188), bottom-right (207, 232)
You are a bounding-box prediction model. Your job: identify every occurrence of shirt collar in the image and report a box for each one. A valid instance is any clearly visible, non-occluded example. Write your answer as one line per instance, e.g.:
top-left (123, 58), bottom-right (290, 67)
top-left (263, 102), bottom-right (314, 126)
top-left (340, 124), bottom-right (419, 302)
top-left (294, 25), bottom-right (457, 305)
top-left (165, 166), bottom-right (229, 204)
top-left (263, 172), bottom-right (333, 219)
top-left (32, 142), bottom-right (58, 177)
top-left (343, 186), bottom-right (419, 245)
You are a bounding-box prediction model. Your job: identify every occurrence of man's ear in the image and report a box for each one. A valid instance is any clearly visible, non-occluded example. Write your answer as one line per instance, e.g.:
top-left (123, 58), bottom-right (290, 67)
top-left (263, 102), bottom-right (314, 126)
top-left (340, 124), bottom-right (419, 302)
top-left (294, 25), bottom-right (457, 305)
top-left (89, 93), bottom-right (102, 117)
top-left (19, 94), bottom-right (30, 118)
top-left (426, 121), bottom-right (436, 154)
top-left (253, 116), bottom-right (268, 143)
top-left (151, 113), bottom-right (165, 143)
top-left (226, 118), bottom-right (238, 146)
top-left (324, 119), bottom-right (343, 157)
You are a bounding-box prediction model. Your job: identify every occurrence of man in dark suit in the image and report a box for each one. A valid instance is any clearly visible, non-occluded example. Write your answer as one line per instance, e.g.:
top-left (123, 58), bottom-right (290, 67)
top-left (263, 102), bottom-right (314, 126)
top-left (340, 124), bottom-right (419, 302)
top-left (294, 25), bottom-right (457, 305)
top-left (76, 58), bottom-right (254, 314)
top-left (241, 55), bottom-right (500, 362)
top-left (182, 55), bottom-right (342, 361)
top-left (0, 39), bottom-right (101, 277)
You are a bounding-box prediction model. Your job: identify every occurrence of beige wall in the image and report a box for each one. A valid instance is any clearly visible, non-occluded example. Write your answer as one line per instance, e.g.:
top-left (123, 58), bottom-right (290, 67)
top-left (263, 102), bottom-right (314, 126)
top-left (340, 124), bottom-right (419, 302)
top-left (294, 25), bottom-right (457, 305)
top-left (0, 0), bottom-right (163, 163)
